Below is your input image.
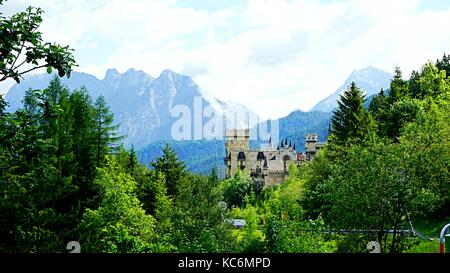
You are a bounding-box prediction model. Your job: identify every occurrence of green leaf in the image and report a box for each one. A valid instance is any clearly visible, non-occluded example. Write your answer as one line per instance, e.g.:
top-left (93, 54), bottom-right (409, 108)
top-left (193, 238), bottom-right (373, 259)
top-left (46, 66), bottom-right (52, 74)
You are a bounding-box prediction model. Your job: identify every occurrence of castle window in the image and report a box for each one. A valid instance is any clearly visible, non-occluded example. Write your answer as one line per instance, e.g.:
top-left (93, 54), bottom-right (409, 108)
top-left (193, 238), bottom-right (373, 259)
top-left (256, 151), bottom-right (265, 161)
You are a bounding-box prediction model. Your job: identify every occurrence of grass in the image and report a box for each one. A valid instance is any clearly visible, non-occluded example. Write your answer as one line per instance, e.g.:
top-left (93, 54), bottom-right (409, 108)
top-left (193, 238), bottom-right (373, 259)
top-left (412, 217), bottom-right (450, 238)
top-left (404, 217), bottom-right (450, 253)
top-left (405, 239), bottom-right (441, 253)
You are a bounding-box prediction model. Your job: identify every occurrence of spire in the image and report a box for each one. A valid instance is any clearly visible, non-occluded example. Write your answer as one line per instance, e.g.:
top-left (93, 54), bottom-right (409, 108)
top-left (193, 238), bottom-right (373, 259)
top-left (293, 143), bottom-right (296, 150)
top-left (269, 137), bottom-right (272, 147)
top-left (289, 140), bottom-right (292, 148)
top-left (284, 138), bottom-right (288, 146)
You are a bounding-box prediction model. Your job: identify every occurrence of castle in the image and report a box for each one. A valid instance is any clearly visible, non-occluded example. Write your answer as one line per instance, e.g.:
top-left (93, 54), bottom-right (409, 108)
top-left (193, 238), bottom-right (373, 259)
top-left (223, 129), bottom-right (324, 188)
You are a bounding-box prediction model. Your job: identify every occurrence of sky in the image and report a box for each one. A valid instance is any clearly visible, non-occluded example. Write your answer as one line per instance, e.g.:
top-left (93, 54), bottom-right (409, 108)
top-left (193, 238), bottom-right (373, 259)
top-left (1, 0), bottom-right (450, 120)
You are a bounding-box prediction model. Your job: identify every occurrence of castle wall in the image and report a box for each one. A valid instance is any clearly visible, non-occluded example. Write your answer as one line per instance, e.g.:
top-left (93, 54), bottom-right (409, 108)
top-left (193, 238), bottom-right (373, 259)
top-left (264, 173), bottom-right (286, 187)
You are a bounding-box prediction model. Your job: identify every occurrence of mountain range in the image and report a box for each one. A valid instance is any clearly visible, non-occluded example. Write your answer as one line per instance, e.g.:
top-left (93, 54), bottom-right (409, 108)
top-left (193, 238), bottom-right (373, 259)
top-left (4, 66), bottom-right (393, 173)
top-left (310, 66), bottom-right (392, 112)
top-left (5, 68), bottom-right (259, 149)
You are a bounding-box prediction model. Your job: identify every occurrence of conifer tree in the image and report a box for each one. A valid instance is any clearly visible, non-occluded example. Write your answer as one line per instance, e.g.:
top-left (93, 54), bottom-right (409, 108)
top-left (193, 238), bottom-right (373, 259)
top-left (436, 53), bottom-right (450, 77)
top-left (330, 81), bottom-right (373, 144)
top-left (154, 172), bottom-right (173, 230)
top-left (151, 144), bottom-right (187, 197)
top-left (387, 66), bottom-right (409, 104)
top-left (0, 94), bottom-right (9, 144)
top-left (0, 86), bottom-right (78, 252)
top-left (368, 89), bottom-right (388, 120)
top-left (370, 67), bottom-right (419, 139)
top-left (0, 94), bottom-right (6, 115)
top-left (93, 95), bottom-right (122, 167)
top-left (128, 145), bottom-right (139, 173)
top-left (68, 88), bottom-right (97, 210)
top-left (408, 70), bottom-right (422, 98)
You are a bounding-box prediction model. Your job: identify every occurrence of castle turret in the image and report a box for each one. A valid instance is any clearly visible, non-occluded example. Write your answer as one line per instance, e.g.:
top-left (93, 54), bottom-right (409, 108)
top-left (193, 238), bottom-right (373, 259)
top-left (224, 129), bottom-right (250, 177)
top-left (225, 129), bottom-right (249, 152)
top-left (305, 133), bottom-right (319, 161)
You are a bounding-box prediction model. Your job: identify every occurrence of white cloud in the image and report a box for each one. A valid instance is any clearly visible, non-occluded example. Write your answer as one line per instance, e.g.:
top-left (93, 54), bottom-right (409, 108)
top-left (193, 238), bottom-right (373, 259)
top-left (2, 0), bottom-right (450, 119)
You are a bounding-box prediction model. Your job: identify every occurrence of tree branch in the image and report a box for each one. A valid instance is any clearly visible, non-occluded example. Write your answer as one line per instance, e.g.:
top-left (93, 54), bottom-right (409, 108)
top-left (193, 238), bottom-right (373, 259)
top-left (12, 58), bottom-right (27, 72)
top-left (9, 40), bottom-right (26, 72)
top-left (16, 64), bottom-right (48, 77)
top-left (0, 9), bottom-right (43, 83)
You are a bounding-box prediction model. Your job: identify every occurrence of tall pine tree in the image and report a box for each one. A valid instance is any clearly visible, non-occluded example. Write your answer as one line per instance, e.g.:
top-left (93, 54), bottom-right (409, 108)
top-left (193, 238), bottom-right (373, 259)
top-left (68, 88), bottom-right (97, 211)
top-left (370, 67), bottom-right (419, 140)
top-left (1, 87), bottom-right (78, 252)
top-left (93, 95), bottom-right (122, 167)
top-left (0, 94), bottom-right (6, 115)
top-left (369, 89), bottom-right (388, 118)
top-left (330, 81), bottom-right (373, 145)
top-left (436, 53), bottom-right (450, 78)
top-left (151, 144), bottom-right (187, 198)
top-left (387, 66), bottom-right (409, 105)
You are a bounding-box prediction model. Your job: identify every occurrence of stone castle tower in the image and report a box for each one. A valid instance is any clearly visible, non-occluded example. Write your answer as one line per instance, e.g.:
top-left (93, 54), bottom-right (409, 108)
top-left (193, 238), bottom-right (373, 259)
top-left (305, 133), bottom-right (324, 161)
top-left (224, 129), bottom-right (250, 177)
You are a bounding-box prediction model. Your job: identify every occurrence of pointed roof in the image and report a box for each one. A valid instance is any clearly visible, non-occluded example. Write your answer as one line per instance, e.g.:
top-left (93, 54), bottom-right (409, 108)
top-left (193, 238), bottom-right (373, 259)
top-left (237, 151), bottom-right (246, 160)
top-left (285, 138), bottom-right (288, 145)
top-left (289, 140), bottom-right (292, 148)
top-left (293, 143), bottom-right (296, 150)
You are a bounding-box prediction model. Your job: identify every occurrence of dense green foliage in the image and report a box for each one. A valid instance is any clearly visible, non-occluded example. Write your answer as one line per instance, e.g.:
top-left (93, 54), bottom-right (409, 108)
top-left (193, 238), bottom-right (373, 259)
top-left (138, 140), bottom-right (225, 174)
top-left (0, 75), bottom-right (121, 252)
top-left (78, 156), bottom-right (157, 253)
top-left (0, 2), bottom-right (448, 253)
top-left (303, 55), bottom-right (450, 253)
top-left (2, 56), bottom-right (448, 253)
